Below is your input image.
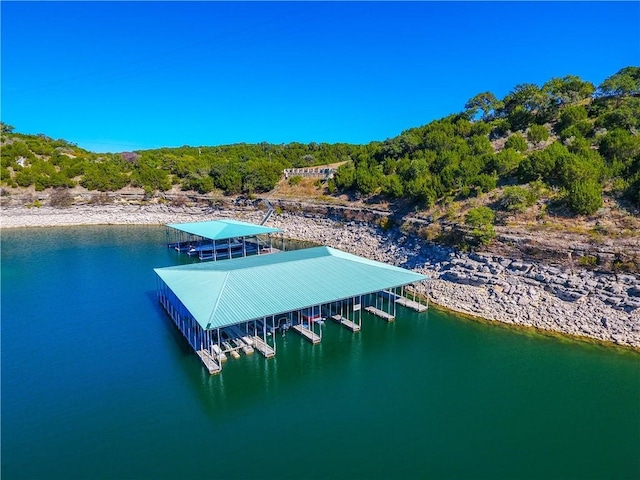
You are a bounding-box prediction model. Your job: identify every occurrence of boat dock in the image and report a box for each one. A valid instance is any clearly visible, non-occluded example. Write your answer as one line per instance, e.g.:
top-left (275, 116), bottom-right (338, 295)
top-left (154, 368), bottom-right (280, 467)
top-left (365, 306), bottom-right (395, 322)
top-left (292, 324), bottom-right (321, 344)
top-left (330, 314), bottom-right (361, 332)
top-left (395, 296), bottom-right (428, 312)
top-left (381, 289), bottom-right (428, 312)
top-left (252, 336), bottom-right (276, 358)
top-left (196, 349), bottom-right (221, 374)
top-left (156, 234), bottom-right (429, 376)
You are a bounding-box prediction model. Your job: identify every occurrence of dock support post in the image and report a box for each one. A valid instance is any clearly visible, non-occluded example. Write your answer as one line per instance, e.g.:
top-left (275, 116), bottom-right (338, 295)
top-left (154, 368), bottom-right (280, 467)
top-left (271, 316), bottom-right (276, 354)
top-left (393, 289), bottom-right (397, 318)
top-left (263, 316), bottom-right (267, 350)
top-left (426, 280), bottom-right (430, 310)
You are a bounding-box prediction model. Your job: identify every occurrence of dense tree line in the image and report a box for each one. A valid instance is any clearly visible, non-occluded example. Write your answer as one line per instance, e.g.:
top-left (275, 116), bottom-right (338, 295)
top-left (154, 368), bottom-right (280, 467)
top-left (330, 66), bottom-right (640, 216)
top-left (0, 123), bottom-right (361, 195)
top-left (1, 67), bottom-right (639, 224)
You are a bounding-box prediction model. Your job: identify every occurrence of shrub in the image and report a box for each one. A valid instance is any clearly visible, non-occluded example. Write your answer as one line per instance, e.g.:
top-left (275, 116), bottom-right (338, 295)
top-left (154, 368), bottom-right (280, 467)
top-left (288, 175), bottom-right (302, 186)
top-left (556, 105), bottom-right (588, 133)
top-left (527, 124), bottom-right (549, 144)
top-left (466, 206), bottom-right (494, 226)
top-left (567, 180), bottom-right (603, 215)
top-left (505, 134), bottom-right (528, 152)
top-left (465, 206), bottom-right (496, 245)
top-left (560, 121), bottom-right (592, 140)
top-left (377, 216), bottom-right (394, 231)
top-left (419, 223), bottom-right (443, 242)
top-left (383, 174), bottom-right (404, 198)
top-left (49, 188), bottom-right (74, 207)
top-left (499, 186), bottom-right (537, 212)
top-left (488, 148), bottom-right (522, 176)
top-left (472, 174), bottom-right (498, 194)
top-left (578, 255), bottom-right (598, 267)
top-left (491, 118), bottom-right (511, 138)
top-left (89, 193), bottom-right (113, 205)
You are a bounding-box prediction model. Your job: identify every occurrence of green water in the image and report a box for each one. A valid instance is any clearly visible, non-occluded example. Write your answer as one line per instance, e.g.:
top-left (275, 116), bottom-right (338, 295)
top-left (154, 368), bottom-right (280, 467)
top-left (2, 226), bottom-right (639, 480)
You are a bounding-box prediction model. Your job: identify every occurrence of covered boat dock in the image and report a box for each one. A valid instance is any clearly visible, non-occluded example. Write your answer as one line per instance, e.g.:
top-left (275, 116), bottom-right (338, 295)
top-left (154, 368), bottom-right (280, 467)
top-left (166, 219), bottom-right (282, 261)
top-left (155, 245), bottom-right (429, 374)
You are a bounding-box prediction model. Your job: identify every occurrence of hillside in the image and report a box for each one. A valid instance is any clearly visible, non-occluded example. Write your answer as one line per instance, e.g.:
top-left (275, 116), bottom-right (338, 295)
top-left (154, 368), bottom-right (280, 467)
top-left (2, 66), bottom-right (639, 271)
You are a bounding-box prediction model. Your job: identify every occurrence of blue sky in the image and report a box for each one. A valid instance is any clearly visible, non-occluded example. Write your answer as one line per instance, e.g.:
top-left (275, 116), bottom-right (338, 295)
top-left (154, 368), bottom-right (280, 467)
top-left (2, 2), bottom-right (639, 153)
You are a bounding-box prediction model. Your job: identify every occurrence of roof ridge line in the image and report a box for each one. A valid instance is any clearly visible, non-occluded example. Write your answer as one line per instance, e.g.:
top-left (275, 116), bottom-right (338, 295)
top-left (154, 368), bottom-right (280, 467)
top-left (208, 271), bottom-right (230, 327)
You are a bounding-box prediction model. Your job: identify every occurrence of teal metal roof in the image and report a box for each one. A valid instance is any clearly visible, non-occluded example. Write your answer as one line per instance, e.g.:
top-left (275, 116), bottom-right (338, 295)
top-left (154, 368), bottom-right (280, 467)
top-left (166, 219), bottom-right (282, 240)
top-left (154, 246), bottom-right (428, 330)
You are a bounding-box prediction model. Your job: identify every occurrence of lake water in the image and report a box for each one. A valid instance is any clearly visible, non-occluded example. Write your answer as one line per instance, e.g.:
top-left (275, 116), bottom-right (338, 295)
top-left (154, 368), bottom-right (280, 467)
top-left (2, 226), bottom-right (639, 480)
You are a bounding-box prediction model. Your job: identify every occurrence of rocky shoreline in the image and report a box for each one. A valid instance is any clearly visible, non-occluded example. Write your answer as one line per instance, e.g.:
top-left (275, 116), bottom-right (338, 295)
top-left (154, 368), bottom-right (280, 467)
top-left (2, 203), bottom-right (639, 349)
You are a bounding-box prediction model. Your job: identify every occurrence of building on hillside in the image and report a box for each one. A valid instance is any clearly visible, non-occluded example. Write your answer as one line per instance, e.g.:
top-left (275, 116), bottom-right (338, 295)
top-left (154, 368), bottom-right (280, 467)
top-left (283, 167), bottom-right (336, 179)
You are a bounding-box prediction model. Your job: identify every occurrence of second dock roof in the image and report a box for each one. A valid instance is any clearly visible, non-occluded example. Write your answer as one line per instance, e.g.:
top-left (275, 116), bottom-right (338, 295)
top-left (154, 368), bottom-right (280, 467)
top-left (166, 219), bottom-right (282, 240)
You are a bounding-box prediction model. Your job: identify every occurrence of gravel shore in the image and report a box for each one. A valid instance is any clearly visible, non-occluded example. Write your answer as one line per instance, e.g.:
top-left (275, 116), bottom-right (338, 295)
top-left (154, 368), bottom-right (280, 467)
top-left (3, 204), bottom-right (639, 349)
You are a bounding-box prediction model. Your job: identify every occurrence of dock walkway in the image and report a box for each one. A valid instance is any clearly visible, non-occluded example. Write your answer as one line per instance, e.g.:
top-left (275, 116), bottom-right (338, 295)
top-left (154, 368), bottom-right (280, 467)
top-left (292, 324), bottom-right (321, 344)
top-left (365, 306), bottom-right (395, 322)
top-left (252, 336), bottom-right (276, 358)
top-left (395, 296), bottom-right (428, 312)
top-left (330, 314), bottom-right (361, 332)
top-left (196, 349), bottom-right (222, 374)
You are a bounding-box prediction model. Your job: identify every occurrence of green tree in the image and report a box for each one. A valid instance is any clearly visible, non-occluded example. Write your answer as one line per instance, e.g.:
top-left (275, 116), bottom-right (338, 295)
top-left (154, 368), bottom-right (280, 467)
top-left (242, 159), bottom-right (282, 193)
top-left (518, 143), bottom-right (562, 183)
top-left (505, 134), bottom-right (528, 152)
top-left (333, 162), bottom-right (356, 190)
top-left (499, 186), bottom-right (536, 212)
top-left (597, 66), bottom-right (640, 99)
top-left (554, 150), bottom-right (602, 189)
top-left (560, 122), bottom-right (592, 140)
top-left (527, 124), bottom-right (549, 144)
top-left (81, 162), bottom-right (129, 191)
top-left (211, 162), bottom-right (242, 194)
top-left (383, 174), bottom-right (404, 198)
top-left (599, 129), bottom-right (640, 166)
top-left (488, 148), bottom-right (523, 176)
top-left (0, 122), bottom-right (15, 134)
top-left (465, 206), bottom-right (496, 245)
top-left (468, 135), bottom-right (493, 156)
top-left (14, 168), bottom-right (35, 187)
top-left (464, 92), bottom-right (502, 121)
top-left (470, 173), bottom-right (497, 194)
top-left (567, 180), bottom-right (603, 215)
top-left (501, 83), bottom-right (546, 128)
top-left (596, 97), bottom-right (640, 131)
top-left (542, 75), bottom-right (595, 107)
top-left (355, 163), bottom-right (379, 195)
top-left (135, 166), bottom-right (171, 192)
top-left (556, 105), bottom-right (588, 134)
